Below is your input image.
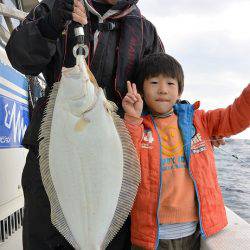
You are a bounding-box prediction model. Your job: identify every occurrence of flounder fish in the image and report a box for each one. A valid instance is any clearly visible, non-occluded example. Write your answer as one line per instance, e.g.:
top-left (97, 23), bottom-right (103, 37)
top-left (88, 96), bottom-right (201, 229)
top-left (39, 55), bottom-right (140, 249)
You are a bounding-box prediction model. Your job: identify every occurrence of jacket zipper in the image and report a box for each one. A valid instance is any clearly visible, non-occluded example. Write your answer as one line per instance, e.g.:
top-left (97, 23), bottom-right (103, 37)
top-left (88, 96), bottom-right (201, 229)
top-left (188, 168), bottom-right (206, 239)
top-left (152, 110), bottom-right (207, 250)
top-left (151, 116), bottom-right (162, 249)
top-left (178, 108), bottom-right (207, 239)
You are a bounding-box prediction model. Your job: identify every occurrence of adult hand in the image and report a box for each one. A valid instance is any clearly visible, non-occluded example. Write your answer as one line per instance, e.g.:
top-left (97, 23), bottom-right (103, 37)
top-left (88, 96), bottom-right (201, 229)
top-left (211, 136), bottom-right (226, 147)
top-left (122, 81), bottom-right (143, 118)
top-left (51, 0), bottom-right (87, 34)
top-left (72, 0), bottom-right (88, 25)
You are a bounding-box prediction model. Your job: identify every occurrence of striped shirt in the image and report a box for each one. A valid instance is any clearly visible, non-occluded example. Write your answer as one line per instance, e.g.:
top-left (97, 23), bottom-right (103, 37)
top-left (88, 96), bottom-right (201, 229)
top-left (159, 221), bottom-right (198, 240)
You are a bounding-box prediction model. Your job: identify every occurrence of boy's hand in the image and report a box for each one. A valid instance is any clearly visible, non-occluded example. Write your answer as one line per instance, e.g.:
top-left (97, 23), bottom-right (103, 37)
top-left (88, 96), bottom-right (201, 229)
top-left (122, 81), bottom-right (143, 118)
top-left (211, 136), bottom-right (226, 147)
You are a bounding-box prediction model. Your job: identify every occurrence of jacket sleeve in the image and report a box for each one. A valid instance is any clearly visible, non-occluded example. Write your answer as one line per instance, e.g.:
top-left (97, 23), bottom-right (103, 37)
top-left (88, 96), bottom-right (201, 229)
top-left (5, 1), bottom-right (57, 76)
top-left (200, 84), bottom-right (250, 137)
top-left (124, 114), bottom-right (144, 158)
top-left (142, 18), bottom-right (165, 56)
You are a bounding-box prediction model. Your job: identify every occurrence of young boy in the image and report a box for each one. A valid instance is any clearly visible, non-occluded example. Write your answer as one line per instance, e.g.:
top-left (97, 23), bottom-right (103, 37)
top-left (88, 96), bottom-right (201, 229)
top-left (122, 53), bottom-right (250, 250)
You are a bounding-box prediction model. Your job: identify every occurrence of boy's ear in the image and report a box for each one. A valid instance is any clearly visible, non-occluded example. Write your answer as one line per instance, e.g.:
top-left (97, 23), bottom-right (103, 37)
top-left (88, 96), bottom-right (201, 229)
top-left (176, 94), bottom-right (183, 103)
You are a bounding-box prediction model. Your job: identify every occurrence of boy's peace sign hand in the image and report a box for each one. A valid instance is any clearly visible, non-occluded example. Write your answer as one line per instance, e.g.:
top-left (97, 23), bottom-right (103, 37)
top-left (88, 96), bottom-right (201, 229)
top-left (122, 81), bottom-right (143, 117)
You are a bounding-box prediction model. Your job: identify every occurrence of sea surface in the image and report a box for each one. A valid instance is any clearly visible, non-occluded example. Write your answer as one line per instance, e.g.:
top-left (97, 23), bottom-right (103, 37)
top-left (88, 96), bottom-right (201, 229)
top-left (214, 139), bottom-right (250, 223)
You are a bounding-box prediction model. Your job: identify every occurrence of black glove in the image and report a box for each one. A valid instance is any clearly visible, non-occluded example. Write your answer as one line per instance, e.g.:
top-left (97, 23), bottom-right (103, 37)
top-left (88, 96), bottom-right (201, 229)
top-left (37, 0), bottom-right (74, 40)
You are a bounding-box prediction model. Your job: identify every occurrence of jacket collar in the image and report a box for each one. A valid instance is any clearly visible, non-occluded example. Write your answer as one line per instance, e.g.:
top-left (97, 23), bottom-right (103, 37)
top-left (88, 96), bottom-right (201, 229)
top-left (144, 102), bottom-right (198, 166)
top-left (173, 102), bottom-right (196, 166)
top-left (85, 0), bottom-right (138, 20)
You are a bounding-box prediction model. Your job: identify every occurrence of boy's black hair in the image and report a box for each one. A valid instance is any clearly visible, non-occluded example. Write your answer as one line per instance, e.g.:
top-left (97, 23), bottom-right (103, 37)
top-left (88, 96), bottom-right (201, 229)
top-left (135, 53), bottom-right (184, 94)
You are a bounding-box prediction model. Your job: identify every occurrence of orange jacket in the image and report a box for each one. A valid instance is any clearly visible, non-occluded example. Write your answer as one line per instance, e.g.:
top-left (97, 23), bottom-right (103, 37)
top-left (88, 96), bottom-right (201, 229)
top-left (125, 84), bottom-right (250, 249)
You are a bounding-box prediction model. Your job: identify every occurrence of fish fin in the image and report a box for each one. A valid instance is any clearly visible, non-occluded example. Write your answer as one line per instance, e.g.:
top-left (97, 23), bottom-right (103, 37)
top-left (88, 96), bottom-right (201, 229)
top-left (102, 112), bottom-right (141, 248)
top-left (103, 100), bottom-right (118, 115)
top-left (74, 117), bottom-right (90, 132)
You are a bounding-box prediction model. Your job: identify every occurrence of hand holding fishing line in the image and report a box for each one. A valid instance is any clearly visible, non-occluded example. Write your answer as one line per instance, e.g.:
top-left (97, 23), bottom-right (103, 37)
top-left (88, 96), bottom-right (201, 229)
top-left (72, 0), bottom-right (88, 25)
top-left (40, 0), bottom-right (87, 39)
top-left (211, 135), bottom-right (226, 147)
top-left (122, 81), bottom-right (143, 118)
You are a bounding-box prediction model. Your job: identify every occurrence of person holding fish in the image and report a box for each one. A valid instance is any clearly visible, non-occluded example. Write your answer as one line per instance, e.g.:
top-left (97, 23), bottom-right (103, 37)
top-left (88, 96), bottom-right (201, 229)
top-left (5, 0), bottom-right (225, 249)
top-left (6, 0), bottom-right (164, 249)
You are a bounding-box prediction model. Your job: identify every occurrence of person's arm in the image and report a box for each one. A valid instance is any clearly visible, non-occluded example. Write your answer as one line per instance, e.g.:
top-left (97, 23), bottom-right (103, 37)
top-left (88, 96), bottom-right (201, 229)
top-left (142, 18), bottom-right (165, 56)
top-left (6, 1), bottom-right (58, 76)
top-left (5, 0), bottom-right (87, 76)
top-left (200, 84), bottom-right (250, 137)
top-left (124, 114), bottom-right (144, 156)
top-left (122, 81), bottom-right (144, 155)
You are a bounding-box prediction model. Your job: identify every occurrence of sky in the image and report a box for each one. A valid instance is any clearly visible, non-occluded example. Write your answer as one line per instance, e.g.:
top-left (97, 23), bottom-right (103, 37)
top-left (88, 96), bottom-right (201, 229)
top-left (138, 0), bottom-right (250, 139)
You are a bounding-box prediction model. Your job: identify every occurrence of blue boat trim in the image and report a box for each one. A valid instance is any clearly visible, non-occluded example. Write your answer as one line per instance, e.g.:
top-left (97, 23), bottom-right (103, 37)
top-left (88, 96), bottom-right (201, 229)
top-left (0, 94), bottom-right (29, 148)
top-left (0, 82), bottom-right (28, 101)
top-left (0, 93), bottom-right (28, 106)
top-left (0, 61), bottom-right (28, 91)
top-left (0, 144), bottom-right (25, 149)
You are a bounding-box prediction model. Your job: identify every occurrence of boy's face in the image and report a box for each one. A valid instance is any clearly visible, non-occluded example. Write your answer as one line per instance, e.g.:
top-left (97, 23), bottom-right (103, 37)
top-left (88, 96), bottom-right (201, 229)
top-left (143, 74), bottom-right (180, 115)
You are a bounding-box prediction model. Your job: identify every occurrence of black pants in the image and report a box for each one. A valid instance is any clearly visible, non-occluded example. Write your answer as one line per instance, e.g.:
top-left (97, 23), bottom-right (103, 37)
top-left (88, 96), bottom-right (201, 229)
top-left (22, 148), bottom-right (131, 250)
top-left (132, 226), bottom-right (200, 250)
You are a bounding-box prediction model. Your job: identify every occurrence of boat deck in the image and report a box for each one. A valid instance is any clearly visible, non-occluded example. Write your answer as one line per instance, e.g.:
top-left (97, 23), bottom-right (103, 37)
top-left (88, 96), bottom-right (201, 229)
top-left (0, 207), bottom-right (250, 250)
top-left (0, 229), bottom-right (21, 250)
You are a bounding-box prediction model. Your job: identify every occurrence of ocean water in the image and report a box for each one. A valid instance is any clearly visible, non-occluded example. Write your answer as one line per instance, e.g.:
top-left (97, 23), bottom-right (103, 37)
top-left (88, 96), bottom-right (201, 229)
top-left (214, 139), bottom-right (250, 223)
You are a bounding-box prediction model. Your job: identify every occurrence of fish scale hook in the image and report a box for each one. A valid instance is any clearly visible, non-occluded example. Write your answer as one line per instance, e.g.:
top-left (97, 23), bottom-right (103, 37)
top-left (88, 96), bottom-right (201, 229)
top-left (72, 21), bottom-right (89, 59)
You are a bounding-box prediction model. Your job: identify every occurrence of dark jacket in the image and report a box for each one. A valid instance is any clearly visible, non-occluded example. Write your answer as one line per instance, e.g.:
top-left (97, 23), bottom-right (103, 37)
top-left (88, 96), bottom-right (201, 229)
top-left (5, 0), bottom-right (164, 249)
top-left (6, 0), bottom-right (163, 147)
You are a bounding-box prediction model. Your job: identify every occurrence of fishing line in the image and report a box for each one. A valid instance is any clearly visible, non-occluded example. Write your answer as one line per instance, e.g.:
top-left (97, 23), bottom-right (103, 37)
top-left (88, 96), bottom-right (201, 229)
top-left (207, 139), bottom-right (249, 166)
top-left (214, 145), bottom-right (248, 165)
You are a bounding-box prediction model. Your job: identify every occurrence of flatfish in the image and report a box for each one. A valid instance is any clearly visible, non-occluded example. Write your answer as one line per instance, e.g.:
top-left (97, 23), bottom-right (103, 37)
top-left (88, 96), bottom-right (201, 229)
top-left (39, 55), bottom-right (140, 249)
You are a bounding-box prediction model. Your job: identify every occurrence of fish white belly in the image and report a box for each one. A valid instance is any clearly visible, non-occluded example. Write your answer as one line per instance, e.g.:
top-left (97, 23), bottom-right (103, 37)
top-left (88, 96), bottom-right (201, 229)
top-left (50, 88), bottom-right (123, 249)
top-left (39, 58), bottom-right (140, 250)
